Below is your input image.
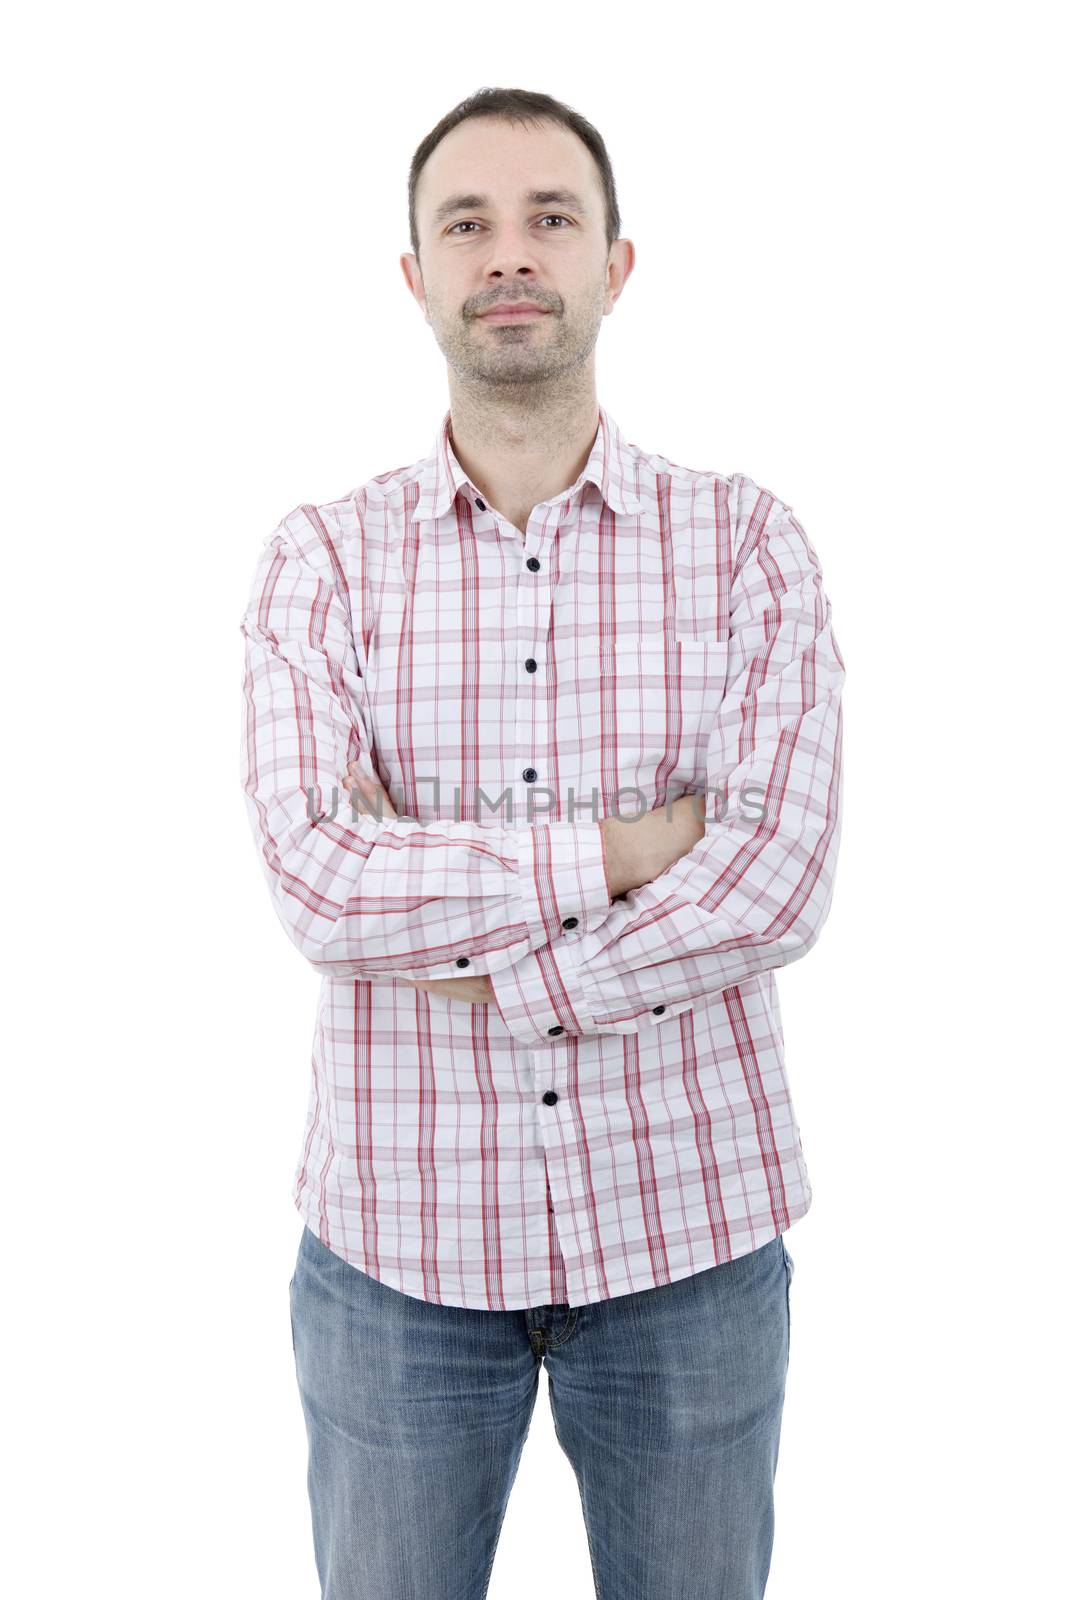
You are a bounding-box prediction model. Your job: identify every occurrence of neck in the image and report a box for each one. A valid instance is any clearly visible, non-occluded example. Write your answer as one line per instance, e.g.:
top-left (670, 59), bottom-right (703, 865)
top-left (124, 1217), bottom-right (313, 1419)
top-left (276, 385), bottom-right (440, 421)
top-left (446, 381), bottom-right (601, 530)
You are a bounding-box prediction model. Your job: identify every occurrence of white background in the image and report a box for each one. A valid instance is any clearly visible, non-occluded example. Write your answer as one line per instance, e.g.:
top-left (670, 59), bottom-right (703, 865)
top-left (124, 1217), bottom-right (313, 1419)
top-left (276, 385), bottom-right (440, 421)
top-left (5, 1), bottom-right (1063, 1595)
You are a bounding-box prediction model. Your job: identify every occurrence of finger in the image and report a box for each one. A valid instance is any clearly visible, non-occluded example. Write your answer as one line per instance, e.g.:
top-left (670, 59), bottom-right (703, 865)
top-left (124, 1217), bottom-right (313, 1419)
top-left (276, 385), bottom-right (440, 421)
top-left (347, 769), bottom-right (375, 799)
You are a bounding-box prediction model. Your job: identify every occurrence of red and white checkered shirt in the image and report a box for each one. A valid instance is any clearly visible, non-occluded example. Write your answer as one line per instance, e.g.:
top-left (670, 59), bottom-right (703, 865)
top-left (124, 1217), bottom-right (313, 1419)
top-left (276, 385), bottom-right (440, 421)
top-left (239, 404), bottom-right (845, 1309)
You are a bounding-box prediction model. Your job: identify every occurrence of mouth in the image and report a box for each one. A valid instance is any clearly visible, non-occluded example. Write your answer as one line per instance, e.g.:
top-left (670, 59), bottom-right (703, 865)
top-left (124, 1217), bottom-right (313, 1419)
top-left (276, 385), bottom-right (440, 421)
top-left (478, 307), bottom-right (551, 323)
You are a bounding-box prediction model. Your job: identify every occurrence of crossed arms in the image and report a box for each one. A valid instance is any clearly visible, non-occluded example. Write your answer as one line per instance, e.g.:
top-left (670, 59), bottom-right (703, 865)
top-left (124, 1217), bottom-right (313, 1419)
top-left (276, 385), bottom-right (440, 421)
top-left (239, 497), bottom-right (844, 1047)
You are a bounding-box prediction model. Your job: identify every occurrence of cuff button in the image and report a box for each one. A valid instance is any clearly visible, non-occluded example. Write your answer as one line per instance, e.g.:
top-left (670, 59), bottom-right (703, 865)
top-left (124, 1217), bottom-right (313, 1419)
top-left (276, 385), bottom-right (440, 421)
top-left (562, 917), bottom-right (578, 929)
top-left (456, 957), bottom-right (471, 968)
top-left (652, 1005), bottom-right (666, 1015)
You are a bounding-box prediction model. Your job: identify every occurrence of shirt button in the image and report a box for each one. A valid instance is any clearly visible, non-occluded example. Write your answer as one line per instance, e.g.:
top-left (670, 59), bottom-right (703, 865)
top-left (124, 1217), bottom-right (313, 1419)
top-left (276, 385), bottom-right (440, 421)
top-left (524, 657), bottom-right (537, 672)
top-left (547, 1025), bottom-right (564, 1036)
top-left (475, 497), bottom-right (486, 510)
top-left (542, 1090), bottom-right (559, 1105)
top-left (523, 767), bottom-right (538, 783)
top-left (652, 1005), bottom-right (665, 1014)
top-left (526, 556), bottom-right (540, 571)
top-left (456, 957), bottom-right (470, 968)
top-left (562, 917), bottom-right (578, 929)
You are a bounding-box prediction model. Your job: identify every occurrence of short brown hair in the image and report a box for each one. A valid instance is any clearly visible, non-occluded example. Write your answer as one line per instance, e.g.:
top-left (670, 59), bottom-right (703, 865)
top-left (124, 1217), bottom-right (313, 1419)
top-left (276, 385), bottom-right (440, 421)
top-left (408, 87), bottom-right (621, 262)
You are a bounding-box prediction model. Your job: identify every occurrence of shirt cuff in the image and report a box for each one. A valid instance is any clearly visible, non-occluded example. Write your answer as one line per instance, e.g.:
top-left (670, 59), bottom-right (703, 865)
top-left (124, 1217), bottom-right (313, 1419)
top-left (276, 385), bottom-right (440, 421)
top-left (514, 820), bottom-right (611, 949)
top-left (489, 926), bottom-right (601, 1047)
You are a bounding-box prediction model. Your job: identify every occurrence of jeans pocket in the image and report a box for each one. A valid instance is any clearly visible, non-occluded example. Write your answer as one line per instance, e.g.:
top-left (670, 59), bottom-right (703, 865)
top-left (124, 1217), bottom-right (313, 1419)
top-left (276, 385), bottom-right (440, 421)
top-left (781, 1237), bottom-right (794, 1359)
top-left (288, 1275), bottom-right (298, 1356)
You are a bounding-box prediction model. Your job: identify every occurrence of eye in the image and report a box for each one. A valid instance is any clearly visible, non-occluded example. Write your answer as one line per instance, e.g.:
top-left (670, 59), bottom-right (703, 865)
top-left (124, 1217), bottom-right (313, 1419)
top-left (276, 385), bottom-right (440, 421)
top-left (446, 215), bottom-right (574, 236)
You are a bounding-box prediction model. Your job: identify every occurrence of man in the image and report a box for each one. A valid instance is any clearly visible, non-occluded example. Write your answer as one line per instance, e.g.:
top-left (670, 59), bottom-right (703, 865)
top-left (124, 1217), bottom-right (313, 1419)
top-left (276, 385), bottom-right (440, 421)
top-left (240, 85), bottom-right (845, 1600)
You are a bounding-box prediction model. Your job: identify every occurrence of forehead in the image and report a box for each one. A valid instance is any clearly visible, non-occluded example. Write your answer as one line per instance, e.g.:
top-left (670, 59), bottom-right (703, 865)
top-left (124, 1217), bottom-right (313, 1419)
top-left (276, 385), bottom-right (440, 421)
top-left (420, 118), bottom-right (598, 214)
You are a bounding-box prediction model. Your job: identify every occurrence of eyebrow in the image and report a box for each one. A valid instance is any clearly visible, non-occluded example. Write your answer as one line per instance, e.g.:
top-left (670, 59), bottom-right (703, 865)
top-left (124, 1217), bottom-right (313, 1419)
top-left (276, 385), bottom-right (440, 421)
top-left (431, 187), bottom-right (589, 226)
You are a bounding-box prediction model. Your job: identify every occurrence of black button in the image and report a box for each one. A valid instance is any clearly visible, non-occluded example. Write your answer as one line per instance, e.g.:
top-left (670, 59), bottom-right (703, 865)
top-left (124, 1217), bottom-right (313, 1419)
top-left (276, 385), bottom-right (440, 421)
top-left (547, 1025), bottom-right (564, 1036)
top-left (522, 767), bottom-right (538, 783)
top-left (562, 916), bottom-right (578, 929)
top-left (652, 1005), bottom-right (666, 1015)
top-left (524, 657), bottom-right (537, 672)
top-left (475, 497), bottom-right (486, 510)
top-left (456, 957), bottom-right (470, 968)
top-left (542, 1090), bottom-right (559, 1105)
top-left (526, 556), bottom-right (540, 571)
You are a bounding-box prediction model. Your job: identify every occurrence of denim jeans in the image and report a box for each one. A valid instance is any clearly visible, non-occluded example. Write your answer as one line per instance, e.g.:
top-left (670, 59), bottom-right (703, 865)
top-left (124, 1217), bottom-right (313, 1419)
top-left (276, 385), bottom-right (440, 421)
top-left (289, 1223), bottom-right (795, 1599)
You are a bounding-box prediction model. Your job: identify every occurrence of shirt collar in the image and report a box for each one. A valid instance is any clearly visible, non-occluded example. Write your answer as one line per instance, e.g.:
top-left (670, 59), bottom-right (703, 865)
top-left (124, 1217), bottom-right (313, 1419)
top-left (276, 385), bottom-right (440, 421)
top-left (411, 403), bottom-right (647, 524)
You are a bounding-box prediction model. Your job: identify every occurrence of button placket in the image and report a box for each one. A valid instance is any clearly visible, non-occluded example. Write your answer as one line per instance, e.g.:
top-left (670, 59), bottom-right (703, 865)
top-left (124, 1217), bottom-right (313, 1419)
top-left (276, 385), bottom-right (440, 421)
top-left (517, 532), bottom-right (549, 832)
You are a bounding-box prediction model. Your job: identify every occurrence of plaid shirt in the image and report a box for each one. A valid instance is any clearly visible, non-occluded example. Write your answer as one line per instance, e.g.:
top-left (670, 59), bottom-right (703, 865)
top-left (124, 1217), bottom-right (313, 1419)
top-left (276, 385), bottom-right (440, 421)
top-left (239, 404), bottom-right (845, 1309)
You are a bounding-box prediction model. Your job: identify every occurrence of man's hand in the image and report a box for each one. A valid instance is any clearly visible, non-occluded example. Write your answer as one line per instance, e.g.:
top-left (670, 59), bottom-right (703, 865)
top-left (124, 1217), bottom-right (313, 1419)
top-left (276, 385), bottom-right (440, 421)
top-left (395, 974), bottom-right (496, 1005)
top-left (601, 791), bottom-right (707, 898)
top-left (341, 755), bottom-right (400, 819)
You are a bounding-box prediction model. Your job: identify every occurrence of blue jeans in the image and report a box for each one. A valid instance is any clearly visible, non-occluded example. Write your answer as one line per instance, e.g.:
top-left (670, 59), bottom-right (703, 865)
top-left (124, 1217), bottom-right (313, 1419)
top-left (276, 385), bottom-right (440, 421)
top-left (289, 1224), bottom-right (795, 1599)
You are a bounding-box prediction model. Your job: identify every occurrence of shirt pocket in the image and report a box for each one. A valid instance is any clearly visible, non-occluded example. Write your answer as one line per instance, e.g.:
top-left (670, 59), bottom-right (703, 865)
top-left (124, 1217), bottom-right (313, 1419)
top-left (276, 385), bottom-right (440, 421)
top-left (573, 633), bottom-right (730, 816)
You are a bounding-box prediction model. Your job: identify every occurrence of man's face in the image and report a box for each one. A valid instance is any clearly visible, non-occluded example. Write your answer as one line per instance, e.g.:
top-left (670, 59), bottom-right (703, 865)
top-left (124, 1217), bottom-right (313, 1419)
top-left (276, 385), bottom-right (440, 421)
top-left (400, 117), bottom-right (631, 392)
